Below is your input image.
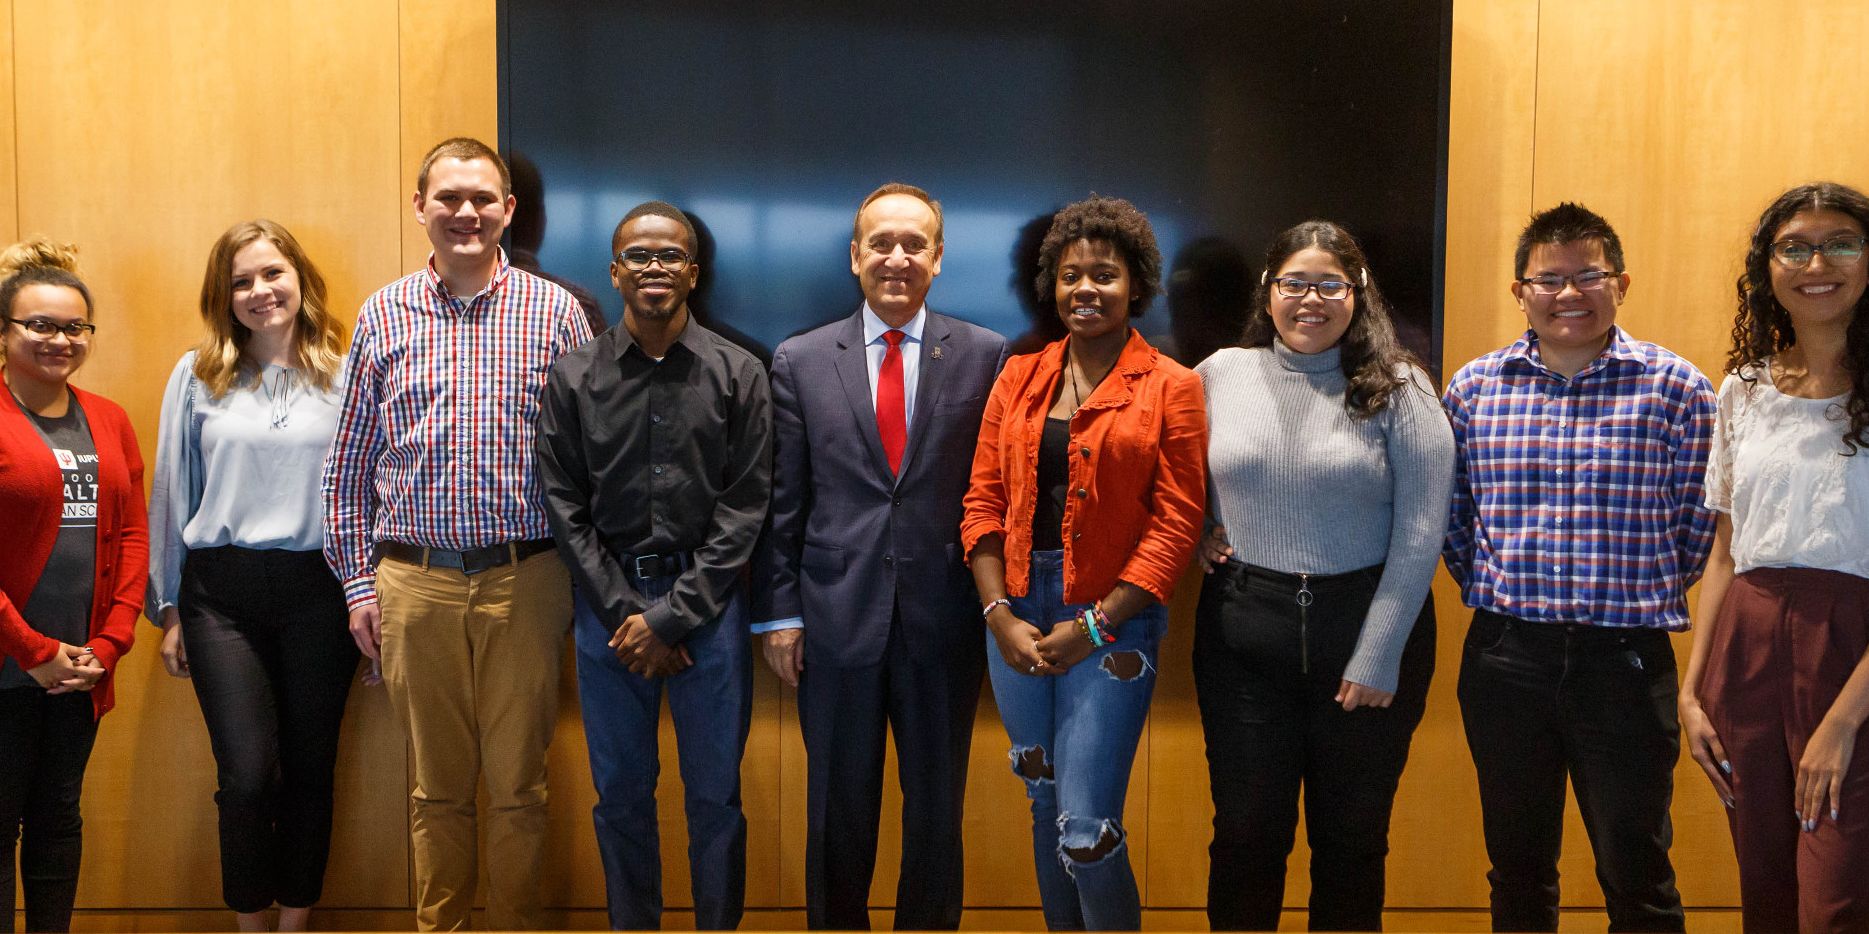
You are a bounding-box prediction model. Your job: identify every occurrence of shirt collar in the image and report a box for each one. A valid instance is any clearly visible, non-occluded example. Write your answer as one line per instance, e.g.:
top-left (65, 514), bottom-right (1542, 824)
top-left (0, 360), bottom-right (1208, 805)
top-left (861, 303), bottom-right (926, 346)
top-left (424, 247), bottom-right (512, 305)
top-left (1502, 325), bottom-right (1647, 377)
top-left (613, 312), bottom-right (708, 362)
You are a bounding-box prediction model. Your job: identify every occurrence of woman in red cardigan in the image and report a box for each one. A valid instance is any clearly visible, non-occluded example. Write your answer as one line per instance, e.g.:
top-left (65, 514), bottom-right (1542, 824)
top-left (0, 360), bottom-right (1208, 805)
top-left (0, 243), bottom-right (146, 934)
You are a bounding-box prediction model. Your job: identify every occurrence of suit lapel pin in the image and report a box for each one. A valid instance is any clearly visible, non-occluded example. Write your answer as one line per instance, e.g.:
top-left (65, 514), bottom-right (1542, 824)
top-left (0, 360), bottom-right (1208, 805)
top-left (930, 345), bottom-right (944, 360)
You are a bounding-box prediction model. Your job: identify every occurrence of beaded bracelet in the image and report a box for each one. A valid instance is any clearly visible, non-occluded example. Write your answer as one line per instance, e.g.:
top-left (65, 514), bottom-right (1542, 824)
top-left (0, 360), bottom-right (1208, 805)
top-left (981, 597), bottom-right (1011, 620)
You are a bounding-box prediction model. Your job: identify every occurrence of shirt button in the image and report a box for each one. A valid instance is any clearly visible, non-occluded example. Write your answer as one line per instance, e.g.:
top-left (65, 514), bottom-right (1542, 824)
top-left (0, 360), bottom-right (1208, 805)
top-left (652, 414), bottom-right (663, 424)
top-left (1553, 565), bottom-right (1563, 574)
top-left (883, 555), bottom-right (895, 566)
top-left (892, 498), bottom-right (902, 507)
top-left (1075, 488), bottom-right (1088, 498)
top-left (653, 465), bottom-right (665, 475)
top-left (1555, 516), bottom-right (1564, 525)
top-left (1080, 447), bottom-right (1091, 458)
top-left (1072, 532), bottom-right (1082, 541)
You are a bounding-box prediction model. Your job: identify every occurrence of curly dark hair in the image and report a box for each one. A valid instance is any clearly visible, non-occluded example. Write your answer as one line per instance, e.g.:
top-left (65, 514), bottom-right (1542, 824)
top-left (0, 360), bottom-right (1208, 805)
top-left (1033, 195), bottom-right (1162, 317)
top-left (1241, 220), bottom-right (1422, 419)
top-left (1729, 181), bottom-right (1869, 453)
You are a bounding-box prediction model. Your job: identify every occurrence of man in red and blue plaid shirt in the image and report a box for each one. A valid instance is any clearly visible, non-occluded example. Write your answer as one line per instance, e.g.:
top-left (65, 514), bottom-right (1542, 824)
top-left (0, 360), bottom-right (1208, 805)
top-left (1443, 202), bottom-right (1715, 933)
top-left (320, 138), bottom-right (592, 932)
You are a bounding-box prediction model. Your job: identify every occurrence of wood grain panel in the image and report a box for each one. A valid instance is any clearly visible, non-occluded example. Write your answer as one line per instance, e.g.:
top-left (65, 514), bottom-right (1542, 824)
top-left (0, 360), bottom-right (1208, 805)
top-left (0, 0), bottom-right (15, 246)
top-left (396, 0), bottom-right (501, 274)
top-left (9, 0), bottom-right (406, 909)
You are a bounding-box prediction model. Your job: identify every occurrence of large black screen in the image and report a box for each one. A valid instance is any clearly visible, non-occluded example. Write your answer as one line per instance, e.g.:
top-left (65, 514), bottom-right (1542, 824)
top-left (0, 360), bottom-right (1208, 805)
top-left (499, 0), bottom-right (1450, 372)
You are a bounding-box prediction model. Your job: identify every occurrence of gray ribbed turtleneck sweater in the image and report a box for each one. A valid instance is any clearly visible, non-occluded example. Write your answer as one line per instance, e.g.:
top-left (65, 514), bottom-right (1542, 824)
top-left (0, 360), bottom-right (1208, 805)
top-left (1195, 340), bottom-right (1455, 692)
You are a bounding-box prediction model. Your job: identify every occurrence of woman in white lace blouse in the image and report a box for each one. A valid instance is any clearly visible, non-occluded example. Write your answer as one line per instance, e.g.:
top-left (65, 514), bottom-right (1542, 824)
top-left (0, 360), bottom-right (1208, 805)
top-left (1679, 182), bottom-right (1869, 934)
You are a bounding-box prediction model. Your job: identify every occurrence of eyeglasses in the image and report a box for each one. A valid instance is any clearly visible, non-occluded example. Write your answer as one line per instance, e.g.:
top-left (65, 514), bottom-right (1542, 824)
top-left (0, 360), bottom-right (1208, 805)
top-left (1770, 236), bottom-right (1866, 269)
top-left (1517, 270), bottom-right (1619, 295)
top-left (1271, 277), bottom-right (1354, 301)
top-left (615, 248), bottom-right (691, 271)
top-left (5, 317), bottom-right (97, 341)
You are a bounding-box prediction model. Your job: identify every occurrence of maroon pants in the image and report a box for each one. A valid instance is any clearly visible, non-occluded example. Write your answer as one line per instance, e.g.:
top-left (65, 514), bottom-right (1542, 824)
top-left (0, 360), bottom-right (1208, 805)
top-left (1702, 567), bottom-right (1869, 934)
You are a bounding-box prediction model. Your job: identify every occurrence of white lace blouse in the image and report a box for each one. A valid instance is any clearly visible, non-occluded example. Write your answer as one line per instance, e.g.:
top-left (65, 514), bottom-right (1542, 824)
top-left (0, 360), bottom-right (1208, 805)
top-left (1706, 361), bottom-right (1869, 577)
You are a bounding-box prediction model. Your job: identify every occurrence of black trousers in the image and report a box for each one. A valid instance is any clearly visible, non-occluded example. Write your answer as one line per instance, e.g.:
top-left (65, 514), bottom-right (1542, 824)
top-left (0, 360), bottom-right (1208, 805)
top-left (1193, 562), bottom-right (1434, 932)
top-left (798, 607), bottom-right (984, 931)
top-left (1456, 609), bottom-right (1685, 933)
top-left (179, 546), bottom-right (358, 914)
top-left (0, 688), bottom-right (97, 934)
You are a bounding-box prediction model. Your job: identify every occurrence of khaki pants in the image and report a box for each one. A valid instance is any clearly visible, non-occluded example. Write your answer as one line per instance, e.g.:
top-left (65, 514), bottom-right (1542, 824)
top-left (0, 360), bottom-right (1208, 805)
top-left (376, 550), bottom-right (572, 932)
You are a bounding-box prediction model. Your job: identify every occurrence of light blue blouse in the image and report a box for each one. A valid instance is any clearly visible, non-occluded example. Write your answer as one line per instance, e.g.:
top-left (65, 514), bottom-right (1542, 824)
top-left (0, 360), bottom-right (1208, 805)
top-left (145, 351), bottom-right (343, 620)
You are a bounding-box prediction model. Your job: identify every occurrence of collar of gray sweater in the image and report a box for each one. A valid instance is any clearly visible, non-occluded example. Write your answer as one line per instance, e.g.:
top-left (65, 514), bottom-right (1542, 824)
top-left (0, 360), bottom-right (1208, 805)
top-left (1272, 337), bottom-right (1342, 374)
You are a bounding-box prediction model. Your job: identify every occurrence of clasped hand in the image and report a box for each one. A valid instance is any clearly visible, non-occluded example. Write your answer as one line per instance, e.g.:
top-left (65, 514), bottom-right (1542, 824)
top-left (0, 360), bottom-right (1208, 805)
top-left (27, 642), bottom-right (104, 694)
top-left (986, 607), bottom-right (1094, 675)
top-left (611, 613), bottom-right (693, 678)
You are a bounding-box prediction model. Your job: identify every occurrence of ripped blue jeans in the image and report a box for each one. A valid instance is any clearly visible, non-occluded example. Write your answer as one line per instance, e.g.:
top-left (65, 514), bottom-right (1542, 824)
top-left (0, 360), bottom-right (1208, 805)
top-left (985, 550), bottom-right (1165, 931)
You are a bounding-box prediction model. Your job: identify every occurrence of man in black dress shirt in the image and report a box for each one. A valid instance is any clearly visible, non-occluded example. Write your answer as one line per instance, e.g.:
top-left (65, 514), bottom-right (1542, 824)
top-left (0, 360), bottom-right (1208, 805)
top-left (537, 200), bottom-right (772, 931)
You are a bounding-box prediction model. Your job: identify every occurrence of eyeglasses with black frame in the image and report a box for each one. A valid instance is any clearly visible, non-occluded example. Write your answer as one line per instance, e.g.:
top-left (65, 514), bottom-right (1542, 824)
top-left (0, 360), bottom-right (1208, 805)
top-left (1271, 277), bottom-right (1355, 301)
top-left (614, 248), bottom-right (692, 271)
top-left (1517, 270), bottom-right (1619, 295)
top-left (5, 316), bottom-right (97, 341)
top-left (1770, 236), bottom-right (1866, 269)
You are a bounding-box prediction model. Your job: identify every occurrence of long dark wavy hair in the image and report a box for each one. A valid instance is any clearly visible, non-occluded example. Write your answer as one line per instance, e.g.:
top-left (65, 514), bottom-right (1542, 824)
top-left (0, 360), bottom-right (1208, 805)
top-left (1729, 182), bottom-right (1869, 453)
top-left (1242, 220), bottom-right (1420, 418)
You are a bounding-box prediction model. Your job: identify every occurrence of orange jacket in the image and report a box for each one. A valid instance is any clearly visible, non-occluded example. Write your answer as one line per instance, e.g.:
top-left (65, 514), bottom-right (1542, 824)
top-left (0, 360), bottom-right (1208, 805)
top-left (961, 329), bottom-right (1206, 605)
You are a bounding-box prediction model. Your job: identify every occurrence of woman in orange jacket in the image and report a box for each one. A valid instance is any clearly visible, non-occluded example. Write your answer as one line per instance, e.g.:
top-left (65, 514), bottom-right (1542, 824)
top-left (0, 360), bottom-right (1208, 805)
top-left (961, 195), bottom-right (1206, 931)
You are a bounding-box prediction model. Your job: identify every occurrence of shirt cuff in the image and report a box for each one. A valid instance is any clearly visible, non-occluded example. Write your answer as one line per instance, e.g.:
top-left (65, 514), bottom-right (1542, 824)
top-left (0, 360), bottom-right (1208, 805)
top-left (343, 574), bottom-right (378, 611)
top-left (751, 617), bottom-right (803, 634)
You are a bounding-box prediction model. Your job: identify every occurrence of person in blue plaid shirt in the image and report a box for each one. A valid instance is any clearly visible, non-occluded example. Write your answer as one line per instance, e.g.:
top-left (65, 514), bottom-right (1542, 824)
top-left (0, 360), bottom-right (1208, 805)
top-left (1442, 202), bottom-right (1716, 933)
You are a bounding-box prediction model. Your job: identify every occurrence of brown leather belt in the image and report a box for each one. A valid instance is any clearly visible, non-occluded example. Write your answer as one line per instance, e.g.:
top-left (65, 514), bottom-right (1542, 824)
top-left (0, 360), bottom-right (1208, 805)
top-left (374, 538), bottom-right (556, 576)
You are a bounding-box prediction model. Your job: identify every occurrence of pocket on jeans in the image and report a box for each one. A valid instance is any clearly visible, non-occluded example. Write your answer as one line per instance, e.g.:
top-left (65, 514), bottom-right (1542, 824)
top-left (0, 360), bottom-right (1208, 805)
top-left (1463, 612), bottom-right (1510, 654)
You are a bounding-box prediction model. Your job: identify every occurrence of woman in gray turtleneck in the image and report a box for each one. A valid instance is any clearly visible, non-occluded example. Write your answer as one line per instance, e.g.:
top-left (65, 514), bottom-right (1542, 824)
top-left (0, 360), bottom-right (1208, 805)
top-left (1192, 220), bottom-right (1453, 932)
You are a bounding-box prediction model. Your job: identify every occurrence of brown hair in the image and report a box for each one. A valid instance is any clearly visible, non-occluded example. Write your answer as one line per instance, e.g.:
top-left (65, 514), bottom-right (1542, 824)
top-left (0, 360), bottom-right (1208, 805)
top-left (416, 137), bottom-right (511, 199)
top-left (193, 220), bottom-right (345, 399)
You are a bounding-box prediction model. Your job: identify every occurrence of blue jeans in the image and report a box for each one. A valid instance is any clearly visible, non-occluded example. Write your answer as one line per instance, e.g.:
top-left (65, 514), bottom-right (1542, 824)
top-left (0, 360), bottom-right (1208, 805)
top-left (573, 582), bottom-right (752, 931)
top-left (985, 550), bottom-right (1165, 931)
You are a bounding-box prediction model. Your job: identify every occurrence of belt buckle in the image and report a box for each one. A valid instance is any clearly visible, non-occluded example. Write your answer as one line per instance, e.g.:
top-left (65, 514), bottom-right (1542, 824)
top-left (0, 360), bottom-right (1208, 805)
top-left (461, 547), bottom-right (498, 577)
top-left (633, 554), bottom-right (659, 578)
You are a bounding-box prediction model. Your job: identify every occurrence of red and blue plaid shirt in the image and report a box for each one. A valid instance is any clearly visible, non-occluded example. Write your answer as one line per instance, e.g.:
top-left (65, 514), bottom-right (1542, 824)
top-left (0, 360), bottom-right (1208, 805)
top-left (321, 252), bottom-right (593, 609)
top-left (1441, 327), bottom-right (1716, 629)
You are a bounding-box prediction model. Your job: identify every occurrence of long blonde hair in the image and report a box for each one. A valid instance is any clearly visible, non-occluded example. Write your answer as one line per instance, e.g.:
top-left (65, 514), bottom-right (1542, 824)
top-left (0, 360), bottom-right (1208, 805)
top-left (194, 220), bottom-right (345, 398)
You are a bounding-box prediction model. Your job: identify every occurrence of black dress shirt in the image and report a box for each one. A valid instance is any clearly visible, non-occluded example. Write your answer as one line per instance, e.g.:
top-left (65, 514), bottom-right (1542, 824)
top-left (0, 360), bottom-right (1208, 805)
top-left (537, 317), bottom-right (772, 644)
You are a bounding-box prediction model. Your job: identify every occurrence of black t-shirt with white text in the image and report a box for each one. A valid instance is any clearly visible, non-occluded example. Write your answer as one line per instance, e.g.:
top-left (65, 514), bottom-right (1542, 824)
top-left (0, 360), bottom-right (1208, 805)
top-left (1, 394), bottom-right (97, 689)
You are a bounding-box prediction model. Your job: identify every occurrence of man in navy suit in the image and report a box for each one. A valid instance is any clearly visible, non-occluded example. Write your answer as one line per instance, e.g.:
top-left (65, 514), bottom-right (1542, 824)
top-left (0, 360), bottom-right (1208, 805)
top-left (753, 182), bottom-right (1007, 930)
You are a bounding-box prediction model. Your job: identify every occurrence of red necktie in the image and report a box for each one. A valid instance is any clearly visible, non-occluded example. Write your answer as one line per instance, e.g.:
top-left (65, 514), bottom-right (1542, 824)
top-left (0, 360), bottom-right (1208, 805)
top-left (877, 329), bottom-right (907, 474)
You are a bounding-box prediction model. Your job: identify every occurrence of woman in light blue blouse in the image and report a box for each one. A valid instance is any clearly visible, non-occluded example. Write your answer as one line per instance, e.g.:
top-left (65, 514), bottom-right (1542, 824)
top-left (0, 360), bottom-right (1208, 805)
top-left (147, 219), bottom-right (356, 934)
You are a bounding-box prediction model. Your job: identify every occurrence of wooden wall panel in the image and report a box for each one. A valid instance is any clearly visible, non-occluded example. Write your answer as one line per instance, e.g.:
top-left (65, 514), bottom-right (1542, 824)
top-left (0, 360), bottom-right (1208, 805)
top-left (0, 0), bottom-right (15, 247)
top-left (396, 0), bottom-right (501, 274)
top-left (9, 0), bottom-right (407, 910)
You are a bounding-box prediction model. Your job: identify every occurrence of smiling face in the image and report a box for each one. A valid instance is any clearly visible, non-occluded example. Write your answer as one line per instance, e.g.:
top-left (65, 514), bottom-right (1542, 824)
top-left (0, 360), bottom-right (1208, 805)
top-left (851, 193), bottom-right (943, 325)
top-left (611, 214), bottom-right (699, 324)
top-left (1269, 246), bottom-right (1356, 354)
top-left (228, 237), bottom-right (301, 343)
top-left (1053, 238), bottom-right (1134, 344)
top-left (1512, 238), bottom-right (1628, 359)
top-left (414, 156), bottom-right (514, 271)
top-left (3, 284), bottom-right (91, 390)
top-left (1769, 208), bottom-right (1867, 334)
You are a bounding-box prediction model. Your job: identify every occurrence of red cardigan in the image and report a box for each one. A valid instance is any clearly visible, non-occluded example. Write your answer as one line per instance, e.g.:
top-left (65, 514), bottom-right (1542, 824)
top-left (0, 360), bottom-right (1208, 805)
top-left (0, 384), bottom-right (146, 718)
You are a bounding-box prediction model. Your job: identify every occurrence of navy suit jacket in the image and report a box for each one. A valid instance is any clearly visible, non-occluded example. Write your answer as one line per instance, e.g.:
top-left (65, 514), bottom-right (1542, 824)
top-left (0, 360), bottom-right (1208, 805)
top-left (754, 308), bottom-right (1007, 668)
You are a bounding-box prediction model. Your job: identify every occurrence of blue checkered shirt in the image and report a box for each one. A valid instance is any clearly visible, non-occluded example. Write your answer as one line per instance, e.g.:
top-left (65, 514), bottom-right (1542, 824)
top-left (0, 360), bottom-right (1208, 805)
top-left (1441, 327), bottom-right (1717, 629)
